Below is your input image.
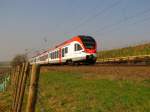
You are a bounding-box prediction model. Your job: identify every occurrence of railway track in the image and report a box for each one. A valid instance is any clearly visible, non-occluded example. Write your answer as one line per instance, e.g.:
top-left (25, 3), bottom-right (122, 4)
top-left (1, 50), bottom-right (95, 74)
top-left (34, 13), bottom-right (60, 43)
top-left (33, 54), bottom-right (150, 67)
top-left (96, 55), bottom-right (150, 66)
top-left (39, 62), bottom-right (150, 67)
top-left (96, 62), bottom-right (150, 67)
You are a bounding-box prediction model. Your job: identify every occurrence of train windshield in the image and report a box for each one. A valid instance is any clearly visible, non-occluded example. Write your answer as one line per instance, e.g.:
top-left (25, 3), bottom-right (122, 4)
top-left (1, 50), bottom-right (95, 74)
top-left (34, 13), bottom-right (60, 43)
top-left (79, 36), bottom-right (96, 49)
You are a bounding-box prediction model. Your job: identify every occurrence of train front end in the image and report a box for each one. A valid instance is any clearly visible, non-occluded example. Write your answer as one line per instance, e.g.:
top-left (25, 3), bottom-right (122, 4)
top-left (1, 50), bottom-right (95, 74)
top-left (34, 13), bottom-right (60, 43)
top-left (79, 35), bottom-right (97, 64)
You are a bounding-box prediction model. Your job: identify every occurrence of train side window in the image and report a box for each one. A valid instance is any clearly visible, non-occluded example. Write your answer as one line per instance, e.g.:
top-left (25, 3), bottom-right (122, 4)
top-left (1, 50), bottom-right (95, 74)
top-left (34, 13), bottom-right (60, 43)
top-left (75, 44), bottom-right (76, 51)
top-left (49, 53), bottom-right (51, 59)
top-left (56, 51), bottom-right (57, 58)
top-left (75, 44), bottom-right (82, 51)
top-left (51, 53), bottom-right (52, 59)
top-left (53, 52), bottom-right (55, 59)
top-left (54, 51), bottom-right (56, 59)
top-left (53, 52), bottom-right (54, 59)
top-left (62, 48), bottom-right (65, 57)
top-left (52, 52), bottom-right (54, 59)
top-left (65, 47), bottom-right (68, 54)
top-left (57, 51), bottom-right (59, 58)
top-left (56, 51), bottom-right (58, 58)
top-left (55, 51), bottom-right (56, 59)
top-left (55, 51), bottom-right (57, 59)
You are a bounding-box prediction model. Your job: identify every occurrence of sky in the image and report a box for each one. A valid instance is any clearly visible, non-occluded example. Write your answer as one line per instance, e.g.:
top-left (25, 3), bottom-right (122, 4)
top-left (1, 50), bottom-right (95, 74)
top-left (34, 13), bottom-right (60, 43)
top-left (0, 0), bottom-right (150, 61)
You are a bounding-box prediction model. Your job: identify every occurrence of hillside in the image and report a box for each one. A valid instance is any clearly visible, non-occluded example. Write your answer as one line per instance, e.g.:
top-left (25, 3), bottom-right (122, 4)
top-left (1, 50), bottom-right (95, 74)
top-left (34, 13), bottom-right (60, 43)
top-left (98, 43), bottom-right (150, 59)
top-left (0, 61), bottom-right (10, 67)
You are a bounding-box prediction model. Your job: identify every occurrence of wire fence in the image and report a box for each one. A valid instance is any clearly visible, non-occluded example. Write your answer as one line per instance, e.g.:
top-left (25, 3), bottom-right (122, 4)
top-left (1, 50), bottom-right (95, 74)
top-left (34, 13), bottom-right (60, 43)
top-left (0, 71), bottom-right (11, 112)
top-left (0, 63), bottom-right (49, 112)
top-left (0, 73), bottom-right (10, 92)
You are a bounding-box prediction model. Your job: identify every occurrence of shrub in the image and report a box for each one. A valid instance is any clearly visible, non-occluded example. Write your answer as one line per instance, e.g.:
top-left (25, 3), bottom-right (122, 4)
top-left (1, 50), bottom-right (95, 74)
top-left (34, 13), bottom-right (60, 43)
top-left (11, 54), bottom-right (28, 67)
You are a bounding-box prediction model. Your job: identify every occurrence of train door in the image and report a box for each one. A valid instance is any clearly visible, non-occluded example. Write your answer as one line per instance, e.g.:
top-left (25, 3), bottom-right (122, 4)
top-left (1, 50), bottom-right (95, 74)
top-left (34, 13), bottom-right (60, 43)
top-left (59, 48), bottom-right (62, 64)
top-left (73, 43), bottom-right (83, 60)
top-left (74, 43), bottom-right (83, 53)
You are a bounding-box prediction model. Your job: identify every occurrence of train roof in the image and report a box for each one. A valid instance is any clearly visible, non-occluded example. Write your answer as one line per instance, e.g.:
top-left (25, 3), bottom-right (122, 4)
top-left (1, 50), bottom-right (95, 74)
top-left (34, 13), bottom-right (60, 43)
top-left (55, 35), bottom-right (95, 48)
top-left (78, 35), bottom-right (95, 40)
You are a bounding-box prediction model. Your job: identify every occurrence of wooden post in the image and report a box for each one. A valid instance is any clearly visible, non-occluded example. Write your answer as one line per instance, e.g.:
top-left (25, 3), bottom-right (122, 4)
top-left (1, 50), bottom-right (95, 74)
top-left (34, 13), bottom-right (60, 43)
top-left (26, 64), bottom-right (40, 112)
top-left (13, 63), bottom-right (25, 112)
top-left (12, 68), bottom-right (16, 92)
top-left (10, 67), bottom-right (16, 112)
top-left (10, 68), bottom-right (13, 85)
top-left (17, 62), bottom-right (29, 112)
top-left (11, 65), bottom-right (21, 112)
top-left (12, 68), bottom-right (16, 93)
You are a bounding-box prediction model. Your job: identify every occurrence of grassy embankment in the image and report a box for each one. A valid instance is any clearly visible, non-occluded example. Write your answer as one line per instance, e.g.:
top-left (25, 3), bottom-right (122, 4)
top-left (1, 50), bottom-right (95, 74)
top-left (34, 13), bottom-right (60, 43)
top-left (36, 66), bottom-right (150, 112)
top-left (0, 66), bottom-right (12, 112)
top-left (97, 43), bottom-right (150, 60)
top-left (0, 91), bottom-right (12, 112)
top-left (0, 73), bottom-right (12, 112)
top-left (0, 61), bottom-right (10, 67)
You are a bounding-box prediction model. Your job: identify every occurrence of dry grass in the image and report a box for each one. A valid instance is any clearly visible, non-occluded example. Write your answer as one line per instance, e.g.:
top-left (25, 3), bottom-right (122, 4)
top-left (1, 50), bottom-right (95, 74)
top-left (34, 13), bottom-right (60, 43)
top-left (0, 68), bottom-right (10, 76)
top-left (0, 92), bottom-right (12, 112)
top-left (0, 65), bottom-right (150, 112)
top-left (41, 65), bottom-right (150, 81)
top-left (0, 67), bottom-right (12, 112)
top-left (37, 66), bottom-right (150, 112)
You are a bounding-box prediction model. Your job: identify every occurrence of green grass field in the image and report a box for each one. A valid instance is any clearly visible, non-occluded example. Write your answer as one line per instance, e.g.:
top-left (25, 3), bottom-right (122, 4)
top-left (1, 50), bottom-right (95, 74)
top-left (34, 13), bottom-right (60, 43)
top-left (98, 43), bottom-right (150, 59)
top-left (0, 66), bottom-right (150, 112)
top-left (36, 71), bottom-right (150, 112)
top-left (0, 89), bottom-right (12, 112)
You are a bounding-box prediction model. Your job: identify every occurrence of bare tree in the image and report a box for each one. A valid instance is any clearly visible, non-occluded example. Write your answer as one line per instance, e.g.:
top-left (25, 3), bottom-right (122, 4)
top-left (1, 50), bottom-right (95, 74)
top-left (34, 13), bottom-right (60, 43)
top-left (11, 54), bottom-right (28, 67)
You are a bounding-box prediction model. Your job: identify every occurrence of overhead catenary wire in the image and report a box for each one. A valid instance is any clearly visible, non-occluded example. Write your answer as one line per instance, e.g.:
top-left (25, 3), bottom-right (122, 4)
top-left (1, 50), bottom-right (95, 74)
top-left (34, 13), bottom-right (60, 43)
top-left (92, 16), bottom-right (150, 37)
top-left (30, 0), bottom-right (150, 57)
top-left (132, 16), bottom-right (150, 25)
top-left (92, 8), bottom-right (150, 35)
top-left (92, 17), bottom-right (150, 38)
top-left (63, 0), bottom-right (123, 36)
top-left (42, 0), bottom-right (107, 39)
top-left (30, 0), bottom-right (122, 57)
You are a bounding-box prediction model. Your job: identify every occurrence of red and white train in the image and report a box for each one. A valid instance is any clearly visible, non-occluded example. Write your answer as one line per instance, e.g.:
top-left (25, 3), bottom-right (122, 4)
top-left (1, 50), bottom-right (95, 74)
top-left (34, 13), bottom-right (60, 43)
top-left (30, 35), bottom-right (97, 65)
